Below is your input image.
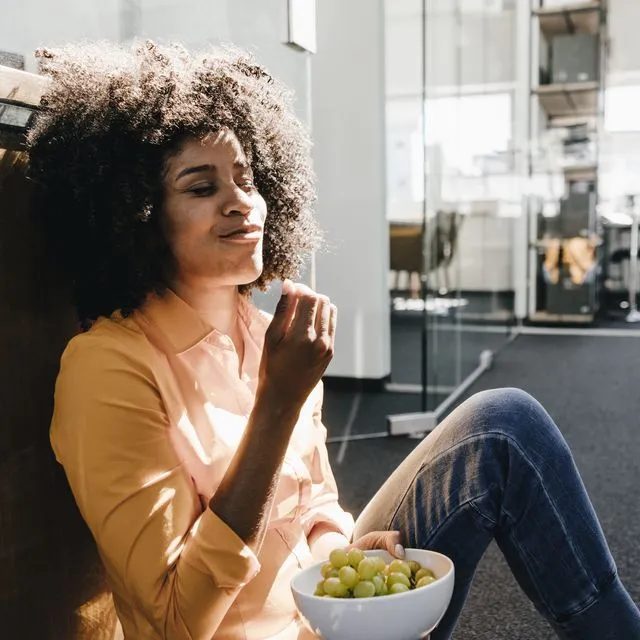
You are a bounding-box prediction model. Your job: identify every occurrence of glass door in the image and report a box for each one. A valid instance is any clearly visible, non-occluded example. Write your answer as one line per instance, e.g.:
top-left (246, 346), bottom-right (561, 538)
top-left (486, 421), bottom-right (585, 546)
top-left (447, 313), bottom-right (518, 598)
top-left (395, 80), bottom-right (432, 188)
top-left (386, 0), bottom-right (518, 423)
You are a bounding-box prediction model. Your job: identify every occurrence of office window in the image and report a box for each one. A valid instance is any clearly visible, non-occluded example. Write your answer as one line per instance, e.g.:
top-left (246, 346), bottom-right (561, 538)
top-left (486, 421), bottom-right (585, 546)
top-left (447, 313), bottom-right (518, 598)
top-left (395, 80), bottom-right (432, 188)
top-left (425, 92), bottom-right (512, 176)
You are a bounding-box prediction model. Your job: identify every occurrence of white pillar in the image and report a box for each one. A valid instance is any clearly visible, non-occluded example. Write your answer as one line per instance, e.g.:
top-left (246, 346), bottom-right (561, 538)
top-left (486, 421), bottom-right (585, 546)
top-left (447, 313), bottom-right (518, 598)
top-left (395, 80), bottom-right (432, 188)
top-left (312, 0), bottom-right (390, 381)
top-left (512, 0), bottom-right (533, 321)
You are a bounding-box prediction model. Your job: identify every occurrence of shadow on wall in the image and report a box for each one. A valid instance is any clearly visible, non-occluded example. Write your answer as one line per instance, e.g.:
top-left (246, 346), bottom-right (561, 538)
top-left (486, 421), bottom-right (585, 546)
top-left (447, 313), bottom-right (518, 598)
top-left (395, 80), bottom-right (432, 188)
top-left (0, 143), bottom-right (119, 636)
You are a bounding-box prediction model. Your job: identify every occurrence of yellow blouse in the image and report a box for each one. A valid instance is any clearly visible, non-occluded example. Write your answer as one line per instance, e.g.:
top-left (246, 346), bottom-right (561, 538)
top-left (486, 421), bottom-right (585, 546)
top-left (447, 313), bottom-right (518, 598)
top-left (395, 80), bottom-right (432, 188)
top-left (50, 290), bottom-right (354, 639)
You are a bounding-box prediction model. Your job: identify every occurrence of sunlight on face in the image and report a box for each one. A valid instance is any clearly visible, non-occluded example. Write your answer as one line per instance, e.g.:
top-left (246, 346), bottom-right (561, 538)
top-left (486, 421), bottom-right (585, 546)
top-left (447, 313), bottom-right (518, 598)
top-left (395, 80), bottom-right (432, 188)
top-left (162, 130), bottom-right (267, 289)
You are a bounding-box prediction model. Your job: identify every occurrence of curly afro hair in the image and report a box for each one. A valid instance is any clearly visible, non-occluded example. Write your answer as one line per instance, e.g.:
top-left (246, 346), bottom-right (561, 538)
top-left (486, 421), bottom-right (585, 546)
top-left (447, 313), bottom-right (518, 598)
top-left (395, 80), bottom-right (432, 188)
top-left (26, 40), bottom-right (320, 329)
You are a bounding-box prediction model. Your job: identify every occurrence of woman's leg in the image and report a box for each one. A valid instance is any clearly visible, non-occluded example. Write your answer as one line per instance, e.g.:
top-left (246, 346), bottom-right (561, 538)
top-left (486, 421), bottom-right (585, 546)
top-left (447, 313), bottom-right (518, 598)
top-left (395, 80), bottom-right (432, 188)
top-left (353, 388), bottom-right (640, 640)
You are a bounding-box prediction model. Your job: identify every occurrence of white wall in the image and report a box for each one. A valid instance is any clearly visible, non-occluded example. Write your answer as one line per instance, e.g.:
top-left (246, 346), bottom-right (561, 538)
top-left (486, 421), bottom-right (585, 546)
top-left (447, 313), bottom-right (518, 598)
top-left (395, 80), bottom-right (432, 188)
top-left (608, 0), bottom-right (640, 81)
top-left (0, 0), bottom-right (311, 134)
top-left (0, 0), bottom-right (310, 121)
top-left (0, 0), bottom-right (120, 64)
top-left (312, 0), bottom-right (391, 380)
top-left (138, 0), bottom-right (312, 123)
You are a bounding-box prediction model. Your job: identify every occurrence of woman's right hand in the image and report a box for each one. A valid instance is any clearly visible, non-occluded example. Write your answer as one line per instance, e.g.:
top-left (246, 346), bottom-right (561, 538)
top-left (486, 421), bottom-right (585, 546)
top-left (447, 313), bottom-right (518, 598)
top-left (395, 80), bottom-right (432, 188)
top-left (258, 279), bottom-right (337, 415)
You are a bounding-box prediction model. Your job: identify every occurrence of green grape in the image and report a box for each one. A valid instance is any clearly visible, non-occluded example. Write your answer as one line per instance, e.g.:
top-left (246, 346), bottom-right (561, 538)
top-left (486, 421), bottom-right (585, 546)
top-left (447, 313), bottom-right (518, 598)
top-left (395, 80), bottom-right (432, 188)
top-left (373, 557), bottom-right (387, 574)
top-left (415, 568), bottom-right (435, 582)
top-left (339, 565), bottom-right (360, 589)
top-left (389, 582), bottom-right (410, 595)
top-left (387, 572), bottom-right (411, 589)
top-left (329, 548), bottom-right (349, 569)
top-left (324, 546), bottom-right (439, 598)
top-left (353, 580), bottom-right (376, 598)
top-left (416, 575), bottom-right (437, 588)
top-left (323, 577), bottom-right (348, 598)
top-left (321, 563), bottom-right (339, 579)
top-left (357, 558), bottom-right (377, 581)
top-left (407, 560), bottom-right (422, 575)
top-left (389, 559), bottom-right (412, 579)
top-left (347, 548), bottom-right (365, 568)
top-left (371, 574), bottom-right (385, 595)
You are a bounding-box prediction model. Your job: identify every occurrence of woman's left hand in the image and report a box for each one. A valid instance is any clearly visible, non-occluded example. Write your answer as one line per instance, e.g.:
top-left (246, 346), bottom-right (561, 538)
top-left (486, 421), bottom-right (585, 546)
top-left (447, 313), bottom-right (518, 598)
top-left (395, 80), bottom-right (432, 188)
top-left (347, 531), bottom-right (405, 559)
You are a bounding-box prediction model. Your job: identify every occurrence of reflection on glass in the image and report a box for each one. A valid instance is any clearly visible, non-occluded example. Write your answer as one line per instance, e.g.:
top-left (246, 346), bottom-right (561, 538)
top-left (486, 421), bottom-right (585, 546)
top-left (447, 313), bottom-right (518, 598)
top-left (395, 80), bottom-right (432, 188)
top-left (386, 0), bottom-right (517, 413)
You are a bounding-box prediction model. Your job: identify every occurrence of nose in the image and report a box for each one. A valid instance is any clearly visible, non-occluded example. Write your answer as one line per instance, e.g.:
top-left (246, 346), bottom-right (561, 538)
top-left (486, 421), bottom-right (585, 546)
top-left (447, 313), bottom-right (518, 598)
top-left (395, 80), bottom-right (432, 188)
top-left (221, 184), bottom-right (253, 218)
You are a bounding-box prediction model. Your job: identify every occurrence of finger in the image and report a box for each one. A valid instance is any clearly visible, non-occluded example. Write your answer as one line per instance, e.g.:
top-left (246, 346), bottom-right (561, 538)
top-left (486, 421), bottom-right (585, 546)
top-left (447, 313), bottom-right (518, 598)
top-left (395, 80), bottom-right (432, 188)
top-left (291, 285), bottom-right (319, 338)
top-left (384, 531), bottom-right (405, 559)
top-left (281, 278), bottom-right (294, 296)
top-left (347, 531), bottom-right (405, 559)
top-left (345, 531), bottom-right (386, 552)
top-left (344, 531), bottom-right (371, 551)
top-left (268, 279), bottom-right (297, 342)
top-left (314, 296), bottom-right (331, 339)
top-left (328, 304), bottom-right (337, 347)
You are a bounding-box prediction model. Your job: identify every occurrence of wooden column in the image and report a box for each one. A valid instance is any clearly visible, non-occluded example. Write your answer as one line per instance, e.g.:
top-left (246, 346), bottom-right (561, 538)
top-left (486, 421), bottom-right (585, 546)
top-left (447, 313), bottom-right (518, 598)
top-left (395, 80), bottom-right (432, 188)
top-left (0, 66), bottom-right (120, 639)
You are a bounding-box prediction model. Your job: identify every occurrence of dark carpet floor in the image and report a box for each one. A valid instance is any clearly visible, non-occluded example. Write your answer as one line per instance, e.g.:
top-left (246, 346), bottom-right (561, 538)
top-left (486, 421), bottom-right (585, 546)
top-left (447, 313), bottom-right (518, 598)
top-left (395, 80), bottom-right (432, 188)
top-left (323, 333), bottom-right (640, 639)
top-left (390, 315), bottom-right (511, 391)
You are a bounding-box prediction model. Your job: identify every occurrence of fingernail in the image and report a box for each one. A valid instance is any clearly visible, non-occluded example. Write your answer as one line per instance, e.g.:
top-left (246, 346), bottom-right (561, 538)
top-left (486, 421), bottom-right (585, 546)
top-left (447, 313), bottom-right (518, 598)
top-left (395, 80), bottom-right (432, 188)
top-left (395, 544), bottom-right (405, 558)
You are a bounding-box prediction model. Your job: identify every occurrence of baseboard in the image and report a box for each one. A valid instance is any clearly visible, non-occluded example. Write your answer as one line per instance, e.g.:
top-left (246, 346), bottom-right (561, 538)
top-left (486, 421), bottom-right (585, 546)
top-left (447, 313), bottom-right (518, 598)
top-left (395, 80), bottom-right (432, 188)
top-left (322, 374), bottom-right (391, 393)
top-left (390, 289), bottom-right (515, 298)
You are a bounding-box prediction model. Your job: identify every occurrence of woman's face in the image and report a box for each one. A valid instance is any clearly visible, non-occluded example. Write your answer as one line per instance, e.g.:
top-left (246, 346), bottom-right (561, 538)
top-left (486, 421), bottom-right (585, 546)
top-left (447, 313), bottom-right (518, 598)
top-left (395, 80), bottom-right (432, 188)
top-left (161, 130), bottom-right (267, 289)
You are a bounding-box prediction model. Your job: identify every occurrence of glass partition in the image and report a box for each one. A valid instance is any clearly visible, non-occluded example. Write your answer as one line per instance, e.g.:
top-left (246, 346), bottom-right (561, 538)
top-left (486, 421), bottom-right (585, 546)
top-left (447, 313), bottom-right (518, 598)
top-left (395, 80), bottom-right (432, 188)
top-left (386, 0), bottom-right (518, 416)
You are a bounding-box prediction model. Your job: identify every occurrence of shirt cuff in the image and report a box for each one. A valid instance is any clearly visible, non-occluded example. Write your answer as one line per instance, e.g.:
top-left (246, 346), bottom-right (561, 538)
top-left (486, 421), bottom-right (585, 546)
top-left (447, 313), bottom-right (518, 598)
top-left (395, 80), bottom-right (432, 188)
top-left (182, 508), bottom-right (261, 589)
top-left (304, 503), bottom-right (355, 543)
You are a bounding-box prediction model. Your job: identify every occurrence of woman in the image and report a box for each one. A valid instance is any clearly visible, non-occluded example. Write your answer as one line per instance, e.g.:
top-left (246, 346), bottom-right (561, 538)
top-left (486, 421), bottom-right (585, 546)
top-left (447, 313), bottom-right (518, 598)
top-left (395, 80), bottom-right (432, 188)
top-left (28, 42), bottom-right (639, 640)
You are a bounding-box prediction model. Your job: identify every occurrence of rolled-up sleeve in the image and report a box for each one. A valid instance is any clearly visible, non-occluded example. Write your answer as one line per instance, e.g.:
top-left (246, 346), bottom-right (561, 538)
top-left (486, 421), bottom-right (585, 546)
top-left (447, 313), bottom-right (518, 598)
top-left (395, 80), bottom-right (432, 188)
top-left (50, 335), bottom-right (259, 640)
top-left (299, 384), bottom-right (355, 542)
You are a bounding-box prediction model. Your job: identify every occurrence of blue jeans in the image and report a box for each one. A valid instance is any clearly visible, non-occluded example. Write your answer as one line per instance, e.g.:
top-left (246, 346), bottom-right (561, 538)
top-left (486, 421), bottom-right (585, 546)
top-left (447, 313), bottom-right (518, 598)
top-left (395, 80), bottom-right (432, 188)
top-left (353, 388), bottom-right (640, 639)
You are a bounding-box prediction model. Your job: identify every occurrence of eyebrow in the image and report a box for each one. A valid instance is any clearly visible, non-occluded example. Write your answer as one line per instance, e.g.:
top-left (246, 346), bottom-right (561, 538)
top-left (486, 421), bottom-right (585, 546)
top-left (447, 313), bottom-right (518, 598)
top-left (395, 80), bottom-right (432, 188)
top-left (175, 161), bottom-right (251, 183)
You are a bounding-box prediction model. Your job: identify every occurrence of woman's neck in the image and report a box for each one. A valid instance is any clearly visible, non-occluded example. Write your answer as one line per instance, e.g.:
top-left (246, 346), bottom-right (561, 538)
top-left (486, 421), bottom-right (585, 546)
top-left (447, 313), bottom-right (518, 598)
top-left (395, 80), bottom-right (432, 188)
top-left (169, 278), bottom-right (240, 337)
top-left (170, 278), bottom-right (245, 372)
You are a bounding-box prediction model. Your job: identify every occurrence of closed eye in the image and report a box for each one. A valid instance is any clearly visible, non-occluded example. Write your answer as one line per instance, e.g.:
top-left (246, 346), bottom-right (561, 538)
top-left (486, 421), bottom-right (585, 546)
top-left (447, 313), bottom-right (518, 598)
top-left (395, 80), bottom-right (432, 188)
top-left (189, 185), bottom-right (216, 197)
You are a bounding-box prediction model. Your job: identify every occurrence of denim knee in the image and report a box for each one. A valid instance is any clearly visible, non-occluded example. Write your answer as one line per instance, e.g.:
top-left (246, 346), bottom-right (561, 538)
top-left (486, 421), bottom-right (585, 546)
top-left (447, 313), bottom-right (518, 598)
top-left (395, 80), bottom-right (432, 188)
top-left (470, 387), bottom-right (541, 417)
top-left (462, 387), bottom-right (569, 465)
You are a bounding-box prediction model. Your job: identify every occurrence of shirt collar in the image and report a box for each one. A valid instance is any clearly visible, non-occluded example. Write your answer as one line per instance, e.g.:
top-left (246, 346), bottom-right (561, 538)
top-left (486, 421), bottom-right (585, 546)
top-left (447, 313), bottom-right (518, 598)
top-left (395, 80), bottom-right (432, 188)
top-left (136, 288), bottom-right (258, 355)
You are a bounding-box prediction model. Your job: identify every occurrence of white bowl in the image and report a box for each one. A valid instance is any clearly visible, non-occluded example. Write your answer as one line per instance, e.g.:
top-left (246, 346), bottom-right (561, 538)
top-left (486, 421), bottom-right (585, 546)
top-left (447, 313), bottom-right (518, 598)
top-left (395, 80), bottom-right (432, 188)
top-left (291, 549), bottom-right (454, 640)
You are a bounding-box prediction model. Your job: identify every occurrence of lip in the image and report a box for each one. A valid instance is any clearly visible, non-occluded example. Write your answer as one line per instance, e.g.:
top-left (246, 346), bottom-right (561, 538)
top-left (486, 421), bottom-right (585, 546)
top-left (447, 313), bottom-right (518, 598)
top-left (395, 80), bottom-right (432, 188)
top-left (219, 225), bottom-right (263, 242)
